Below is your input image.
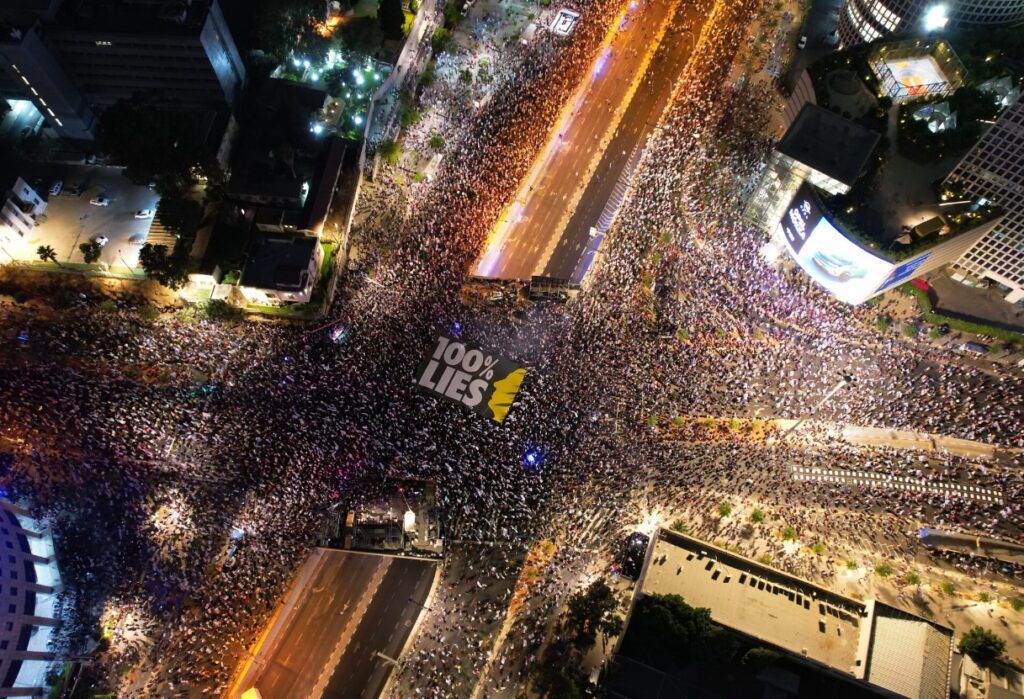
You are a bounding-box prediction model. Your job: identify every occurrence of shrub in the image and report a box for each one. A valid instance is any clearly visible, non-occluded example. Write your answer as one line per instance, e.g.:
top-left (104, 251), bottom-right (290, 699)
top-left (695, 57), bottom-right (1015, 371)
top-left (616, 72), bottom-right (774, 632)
top-left (874, 316), bottom-right (892, 331)
top-left (781, 526), bottom-right (796, 541)
top-left (431, 27), bottom-right (452, 54)
top-left (428, 132), bottom-right (444, 150)
top-left (1010, 597), bottom-right (1024, 612)
top-left (845, 560), bottom-right (858, 570)
top-left (443, 1), bottom-right (459, 28)
top-left (940, 581), bottom-right (956, 596)
top-left (874, 562), bottom-right (893, 578)
top-left (670, 520), bottom-right (689, 534)
top-left (750, 509), bottom-right (765, 524)
top-left (901, 323), bottom-right (918, 338)
top-left (811, 542), bottom-right (825, 555)
top-left (378, 138), bottom-right (401, 165)
top-left (718, 502), bottom-right (733, 517)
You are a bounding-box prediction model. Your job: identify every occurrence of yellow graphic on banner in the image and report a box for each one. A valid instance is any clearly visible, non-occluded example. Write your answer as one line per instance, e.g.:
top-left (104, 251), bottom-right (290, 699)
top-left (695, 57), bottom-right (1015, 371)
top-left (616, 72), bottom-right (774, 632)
top-left (488, 368), bottom-right (527, 423)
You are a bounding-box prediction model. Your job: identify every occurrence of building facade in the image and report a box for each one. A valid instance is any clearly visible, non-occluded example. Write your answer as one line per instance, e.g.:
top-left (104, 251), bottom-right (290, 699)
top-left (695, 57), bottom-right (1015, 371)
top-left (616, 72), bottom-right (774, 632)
top-left (838, 0), bottom-right (1024, 47)
top-left (0, 499), bottom-right (61, 698)
top-left (0, 0), bottom-right (245, 140)
top-left (946, 96), bottom-right (1024, 303)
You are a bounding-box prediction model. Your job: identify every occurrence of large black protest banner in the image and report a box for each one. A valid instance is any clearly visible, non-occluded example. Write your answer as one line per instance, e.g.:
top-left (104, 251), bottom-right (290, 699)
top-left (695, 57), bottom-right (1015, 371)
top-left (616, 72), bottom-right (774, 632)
top-left (415, 336), bottom-right (527, 423)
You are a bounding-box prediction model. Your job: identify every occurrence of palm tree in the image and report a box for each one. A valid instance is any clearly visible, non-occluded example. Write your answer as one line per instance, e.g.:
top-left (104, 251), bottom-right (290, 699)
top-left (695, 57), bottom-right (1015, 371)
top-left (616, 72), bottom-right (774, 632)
top-left (36, 245), bottom-right (61, 267)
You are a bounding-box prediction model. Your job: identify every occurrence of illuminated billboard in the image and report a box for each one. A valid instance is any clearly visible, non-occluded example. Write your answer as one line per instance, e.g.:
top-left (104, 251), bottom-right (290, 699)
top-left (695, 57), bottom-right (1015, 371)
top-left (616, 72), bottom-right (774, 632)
top-left (777, 185), bottom-right (892, 304)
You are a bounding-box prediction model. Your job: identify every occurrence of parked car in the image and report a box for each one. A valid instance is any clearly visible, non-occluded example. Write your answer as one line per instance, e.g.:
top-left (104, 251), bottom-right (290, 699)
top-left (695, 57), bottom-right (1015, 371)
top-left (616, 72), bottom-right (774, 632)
top-left (94, 235), bottom-right (109, 247)
top-left (134, 209), bottom-right (155, 219)
top-left (959, 341), bottom-right (989, 354)
top-left (48, 180), bottom-right (63, 196)
top-left (89, 196), bottom-right (111, 207)
top-left (797, 35), bottom-right (808, 49)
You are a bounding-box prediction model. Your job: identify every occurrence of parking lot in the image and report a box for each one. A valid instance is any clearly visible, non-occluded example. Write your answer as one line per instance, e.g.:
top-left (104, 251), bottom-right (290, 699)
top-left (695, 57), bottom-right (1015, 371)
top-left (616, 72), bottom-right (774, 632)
top-left (5, 162), bottom-right (159, 269)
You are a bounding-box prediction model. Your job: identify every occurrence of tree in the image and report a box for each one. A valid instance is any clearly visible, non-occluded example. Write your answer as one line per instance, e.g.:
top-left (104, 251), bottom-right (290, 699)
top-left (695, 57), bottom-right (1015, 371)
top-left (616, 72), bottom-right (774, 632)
top-left (379, 0), bottom-right (405, 40)
top-left (750, 508), bottom-right (765, 523)
top-left (717, 502), bottom-right (733, 517)
top-left (565, 579), bottom-right (623, 651)
top-left (622, 593), bottom-right (737, 670)
top-left (96, 94), bottom-right (207, 196)
top-left (156, 196), bottom-right (203, 240)
top-left (940, 581), bottom-right (956, 596)
top-left (742, 647), bottom-right (781, 672)
top-left (958, 627), bottom-right (1005, 664)
top-left (431, 27), bottom-right (452, 54)
top-left (138, 241), bottom-right (190, 289)
top-left (378, 138), bottom-right (401, 165)
top-left (79, 241), bottom-right (102, 264)
top-left (874, 562), bottom-right (893, 578)
top-left (902, 572), bottom-right (921, 588)
top-left (36, 245), bottom-right (59, 266)
top-left (251, 0), bottom-right (327, 62)
top-left (428, 132), bottom-right (445, 150)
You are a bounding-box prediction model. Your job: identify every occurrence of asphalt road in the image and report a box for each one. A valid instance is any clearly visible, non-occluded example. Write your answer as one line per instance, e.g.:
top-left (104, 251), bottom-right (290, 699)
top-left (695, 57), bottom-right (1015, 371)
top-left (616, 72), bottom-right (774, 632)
top-left (543, 0), bottom-right (711, 280)
top-left (472, 0), bottom-right (679, 280)
top-left (250, 550), bottom-right (435, 699)
top-left (471, 0), bottom-right (712, 281)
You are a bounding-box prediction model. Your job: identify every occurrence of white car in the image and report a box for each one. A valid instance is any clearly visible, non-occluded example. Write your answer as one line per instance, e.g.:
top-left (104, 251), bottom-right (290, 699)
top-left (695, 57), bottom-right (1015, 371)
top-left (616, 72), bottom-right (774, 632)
top-left (134, 209), bottom-right (155, 219)
top-left (49, 180), bottom-right (63, 196)
top-left (797, 35), bottom-right (808, 50)
top-left (90, 196), bottom-right (111, 207)
top-left (94, 236), bottom-right (109, 246)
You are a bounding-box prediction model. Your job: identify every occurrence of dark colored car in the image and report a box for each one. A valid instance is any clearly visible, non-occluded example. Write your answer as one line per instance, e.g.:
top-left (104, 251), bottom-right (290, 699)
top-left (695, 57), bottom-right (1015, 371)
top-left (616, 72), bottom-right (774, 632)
top-left (621, 532), bottom-right (650, 580)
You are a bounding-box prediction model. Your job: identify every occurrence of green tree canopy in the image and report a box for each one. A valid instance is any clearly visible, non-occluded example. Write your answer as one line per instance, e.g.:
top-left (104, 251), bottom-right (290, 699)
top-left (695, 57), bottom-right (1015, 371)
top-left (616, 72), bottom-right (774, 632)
top-left (958, 627), bottom-right (1006, 664)
top-left (622, 593), bottom-right (737, 669)
top-left (252, 0), bottom-right (328, 62)
top-left (79, 241), bottom-right (102, 264)
top-left (379, 0), bottom-right (406, 40)
top-left (36, 245), bottom-right (57, 265)
top-left (156, 196), bottom-right (204, 240)
top-left (96, 94), bottom-right (210, 196)
top-left (565, 578), bottom-right (623, 651)
top-left (138, 241), bottom-right (190, 289)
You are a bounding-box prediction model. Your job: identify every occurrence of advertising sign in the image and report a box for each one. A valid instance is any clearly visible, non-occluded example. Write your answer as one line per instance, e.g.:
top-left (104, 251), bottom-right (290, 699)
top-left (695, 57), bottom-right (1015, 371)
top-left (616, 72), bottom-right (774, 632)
top-left (778, 185), bottom-right (823, 254)
top-left (777, 186), bottom-right (894, 304)
top-left (877, 252), bottom-right (932, 292)
top-left (415, 336), bottom-right (527, 423)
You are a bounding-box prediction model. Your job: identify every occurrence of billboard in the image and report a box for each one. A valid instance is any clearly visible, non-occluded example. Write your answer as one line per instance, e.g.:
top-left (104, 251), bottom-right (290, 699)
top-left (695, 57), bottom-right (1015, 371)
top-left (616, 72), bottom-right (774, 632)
top-left (777, 185), bottom-right (894, 304)
top-left (877, 252), bottom-right (932, 292)
top-left (415, 335), bottom-right (527, 423)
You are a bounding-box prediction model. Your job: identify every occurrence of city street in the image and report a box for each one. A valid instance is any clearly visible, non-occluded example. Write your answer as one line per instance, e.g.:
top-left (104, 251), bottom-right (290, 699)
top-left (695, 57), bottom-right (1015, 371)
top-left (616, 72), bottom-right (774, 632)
top-left (1, 0), bottom-right (1024, 696)
top-left (231, 549), bottom-right (436, 699)
top-left (472, 0), bottom-right (708, 280)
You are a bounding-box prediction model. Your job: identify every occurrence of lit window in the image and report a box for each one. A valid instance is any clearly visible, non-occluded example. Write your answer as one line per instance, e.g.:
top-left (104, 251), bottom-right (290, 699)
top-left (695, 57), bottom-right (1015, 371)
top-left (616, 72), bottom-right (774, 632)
top-left (95, 40), bottom-right (113, 46)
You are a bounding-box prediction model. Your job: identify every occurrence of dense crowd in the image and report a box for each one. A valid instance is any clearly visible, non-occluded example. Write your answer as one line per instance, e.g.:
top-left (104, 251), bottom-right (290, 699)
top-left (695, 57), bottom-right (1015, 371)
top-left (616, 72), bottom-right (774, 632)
top-left (1, 0), bottom-right (1023, 695)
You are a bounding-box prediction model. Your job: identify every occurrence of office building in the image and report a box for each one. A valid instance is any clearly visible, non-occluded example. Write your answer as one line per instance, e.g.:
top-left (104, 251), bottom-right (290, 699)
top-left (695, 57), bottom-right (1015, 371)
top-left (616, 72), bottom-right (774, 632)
top-left (838, 0), bottom-right (1024, 48)
top-left (0, 0), bottom-right (245, 140)
top-left (946, 96), bottom-right (1024, 303)
top-left (0, 499), bottom-right (61, 699)
top-left (746, 104), bottom-right (881, 235)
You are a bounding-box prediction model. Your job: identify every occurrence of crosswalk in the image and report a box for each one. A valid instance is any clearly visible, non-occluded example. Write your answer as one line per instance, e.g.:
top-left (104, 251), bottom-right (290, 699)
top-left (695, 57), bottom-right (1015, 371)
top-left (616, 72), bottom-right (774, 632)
top-left (791, 465), bottom-right (1004, 505)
